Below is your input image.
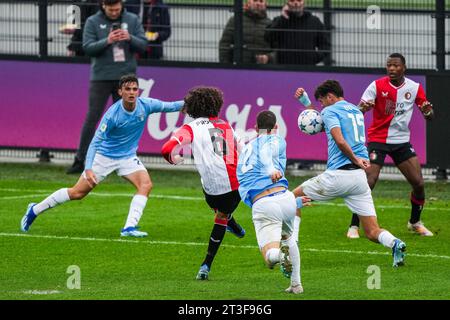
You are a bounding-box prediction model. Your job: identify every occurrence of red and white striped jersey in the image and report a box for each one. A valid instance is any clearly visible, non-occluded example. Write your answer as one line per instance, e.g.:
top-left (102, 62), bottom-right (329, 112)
top-left (361, 76), bottom-right (428, 144)
top-left (169, 117), bottom-right (239, 195)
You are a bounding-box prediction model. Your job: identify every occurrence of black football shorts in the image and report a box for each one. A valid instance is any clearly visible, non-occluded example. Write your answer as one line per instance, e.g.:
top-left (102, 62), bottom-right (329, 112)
top-left (368, 142), bottom-right (417, 166)
top-left (203, 189), bottom-right (241, 215)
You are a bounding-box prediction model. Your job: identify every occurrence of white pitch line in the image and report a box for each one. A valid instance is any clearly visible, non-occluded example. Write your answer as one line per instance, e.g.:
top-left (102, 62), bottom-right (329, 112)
top-left (0, 193), bottom-right (49, 200)
top-left (23, 290), bottom-right (62, 295)
top-left (1, 190), bottom-right (449, 211)
top-left (0, 232), bottom-right (449, 261)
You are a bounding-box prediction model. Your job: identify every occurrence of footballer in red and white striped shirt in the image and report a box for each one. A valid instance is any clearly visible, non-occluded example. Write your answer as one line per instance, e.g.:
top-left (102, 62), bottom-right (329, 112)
top-left (348, 53), bottom-right (434, 238)
top-left (161, 87), bottom-right (245, 280)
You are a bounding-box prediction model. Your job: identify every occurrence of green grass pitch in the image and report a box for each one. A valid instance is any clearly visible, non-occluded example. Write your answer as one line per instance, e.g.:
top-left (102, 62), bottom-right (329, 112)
top-left (0, 162), bottom-right (449, 300)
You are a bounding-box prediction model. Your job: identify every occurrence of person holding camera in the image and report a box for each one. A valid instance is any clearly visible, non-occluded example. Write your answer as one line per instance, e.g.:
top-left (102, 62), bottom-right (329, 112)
top-left (67, 0), bottom-right (147, 174)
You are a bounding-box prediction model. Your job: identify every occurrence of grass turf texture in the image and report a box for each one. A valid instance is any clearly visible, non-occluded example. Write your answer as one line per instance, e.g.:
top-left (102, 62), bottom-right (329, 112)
top-left (0, 162), bottom-right (449, 300)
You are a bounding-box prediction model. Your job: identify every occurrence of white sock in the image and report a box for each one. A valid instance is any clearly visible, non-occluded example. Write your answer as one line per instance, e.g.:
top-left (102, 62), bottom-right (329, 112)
top-left (33, 188), bottom-right (70, 215)
top-left (124, 195), bottom-right (148, 229)
top-left (293, 215), bottom-right (301, 242)
top-left (265, 248), bottom-right (280, 266)
top-left (378, 230), bottom-right (396, 248)
top-left (285, 236), bottom-right (301, 286)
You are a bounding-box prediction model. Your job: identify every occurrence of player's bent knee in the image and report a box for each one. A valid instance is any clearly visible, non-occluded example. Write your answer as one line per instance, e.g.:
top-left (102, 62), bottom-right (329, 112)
top-left (139, 181), bottom-right (153, 195)
top-left (412, 179), bottom-right (425, 192)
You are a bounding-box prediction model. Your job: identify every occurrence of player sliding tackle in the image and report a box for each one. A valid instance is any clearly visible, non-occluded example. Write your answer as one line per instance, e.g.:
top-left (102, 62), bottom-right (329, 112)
top-left (21, 74), bottom-right (185, 237)
top-left (237, 110), bottom-right (311, 294)
top-left (294, 80), bottom-right (407, 267)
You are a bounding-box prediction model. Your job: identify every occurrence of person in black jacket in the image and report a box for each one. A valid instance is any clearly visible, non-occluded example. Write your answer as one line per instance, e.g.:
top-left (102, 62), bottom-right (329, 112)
top-left (219, 0), bottom-right (275, 64)
top-left (65, 0), bottom-right (139, 57)
top-left (141, 0), bottom-right (171, 59)
top-left (265, 0), bottom-right (330, 65)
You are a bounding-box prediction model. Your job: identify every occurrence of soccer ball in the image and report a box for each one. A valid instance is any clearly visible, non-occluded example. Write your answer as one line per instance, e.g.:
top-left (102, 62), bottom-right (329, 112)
top-left (297, 109), bottom-right (323, 135)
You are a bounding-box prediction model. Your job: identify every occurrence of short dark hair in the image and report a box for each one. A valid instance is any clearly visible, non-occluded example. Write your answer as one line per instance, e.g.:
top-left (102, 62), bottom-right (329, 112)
top-left (119, 74), bottom-right (138, 88)
top-left (103, 0), bottom-right (122, 5)
top-left (314, 80), bottom-right (344, 100)
top-left (184, 87), bottom-right (223, 118)
top-left (388, 53), bottom-right (406, 65)
top-left (256, 110), bottom-right (277, 131)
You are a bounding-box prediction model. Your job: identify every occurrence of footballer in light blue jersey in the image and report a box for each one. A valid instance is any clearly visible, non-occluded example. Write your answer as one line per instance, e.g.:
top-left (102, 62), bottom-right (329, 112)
top-left (20, 75), bottom-right (185, 239)
top-left (85, 97), bottom-right (184, 170)
top-left (293, 80), bottom-right (407, 268)
top-left (237, 134), bottom-right (288, 207)
top-left (237, 111), bottom-right (307, 294)
top-left (321, 100), bottom-right (369, 170)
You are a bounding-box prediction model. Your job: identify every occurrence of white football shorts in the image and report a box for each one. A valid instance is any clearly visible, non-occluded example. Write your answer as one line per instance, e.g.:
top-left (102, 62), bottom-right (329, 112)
top-left (82, 153), bottom-right (147, 183)
top-left (251, 190), bottom-right (297, 250)
top-left (300, 169), bottom-right (376, 216)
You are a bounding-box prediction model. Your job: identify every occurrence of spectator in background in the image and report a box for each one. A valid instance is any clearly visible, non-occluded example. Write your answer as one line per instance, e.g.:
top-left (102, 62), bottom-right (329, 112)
top-left (66, 0), bottom-right (147, 174)
top-left (219, 0), bottom-right (274, 64)
top-left (141, 0), bottom-right (171, 59)
top-left (265, 0), bottom-right (330, 65)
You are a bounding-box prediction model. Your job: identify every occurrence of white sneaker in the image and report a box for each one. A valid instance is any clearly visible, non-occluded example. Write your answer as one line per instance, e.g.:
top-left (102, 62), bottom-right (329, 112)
top-left (285, 284), bottom-right (303, 294)
top-left (120, 226), bottom-right (148, 238)
top-left (347, 226), bottom-right (360, 239)
top-left (407, 221), bottom-right (433, 236)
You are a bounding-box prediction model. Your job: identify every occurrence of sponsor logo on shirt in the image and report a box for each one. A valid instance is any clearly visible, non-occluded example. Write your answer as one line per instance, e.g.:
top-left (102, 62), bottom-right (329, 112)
top-left (382, 91), bottom-right (389, 97)
top-left (100, 24), bottom-right (107, 29)
top-left (385, 100), bottom-right (405, 116)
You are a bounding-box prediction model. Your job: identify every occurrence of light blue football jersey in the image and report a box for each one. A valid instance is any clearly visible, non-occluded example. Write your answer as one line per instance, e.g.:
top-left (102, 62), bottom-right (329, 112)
top-left (237, 134), bottom-right (288, 207)
top-left (321, 100), bottom-right (368, 170)
top-left (85, 97), bottom-right (184, 170)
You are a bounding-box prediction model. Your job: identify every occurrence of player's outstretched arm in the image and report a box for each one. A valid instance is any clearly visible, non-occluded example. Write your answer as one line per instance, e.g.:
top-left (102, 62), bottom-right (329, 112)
top-left (294, 88), bottom-right (315, 109)
top-left (144, 98), bottom-right (185, 114)
top-left (161, 138), bottom-right (184, 165)
top-left (161, 125), bottom-right (192, 165)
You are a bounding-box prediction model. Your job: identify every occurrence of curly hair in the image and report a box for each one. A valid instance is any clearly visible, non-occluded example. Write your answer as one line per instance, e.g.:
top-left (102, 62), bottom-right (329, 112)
top-left (183, 87), bottom-right (224, 118)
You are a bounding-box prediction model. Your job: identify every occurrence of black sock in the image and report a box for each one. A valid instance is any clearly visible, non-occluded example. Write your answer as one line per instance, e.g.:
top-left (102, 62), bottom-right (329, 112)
top-left (350, 213), bottom-right (360, 227)
top-left (410, 193), bottom-right (425, 224)
top-left (202, 217), bottom-right (227, 268)
top-left (227, 216), bottom-right (243, 234)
